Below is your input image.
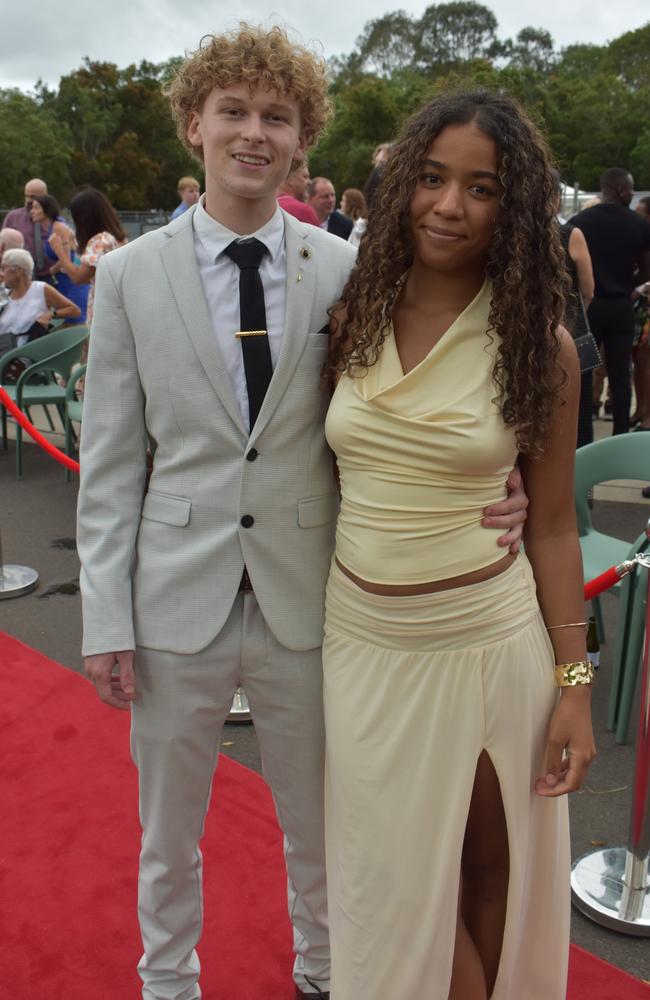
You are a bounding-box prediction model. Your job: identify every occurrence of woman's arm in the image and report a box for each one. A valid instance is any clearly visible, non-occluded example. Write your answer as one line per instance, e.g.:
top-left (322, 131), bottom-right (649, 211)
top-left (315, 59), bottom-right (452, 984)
top-left (48, 231), bottom-right (94, 284)
top-left (520, 328), bottom-right (596, 797)
top-left (52, 220), bottom-right (72, 253)
top-left (568, 226), bottom-right (595, 308)
top-left (42, 282), bottom-right (82, 321)
top-left (48, 222), bottom-right (72, 274)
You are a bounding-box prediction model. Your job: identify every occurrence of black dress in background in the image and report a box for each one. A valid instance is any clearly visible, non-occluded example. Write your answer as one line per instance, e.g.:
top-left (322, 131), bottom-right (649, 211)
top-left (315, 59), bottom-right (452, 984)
top-left (560, 222), bottom-right (594, 448)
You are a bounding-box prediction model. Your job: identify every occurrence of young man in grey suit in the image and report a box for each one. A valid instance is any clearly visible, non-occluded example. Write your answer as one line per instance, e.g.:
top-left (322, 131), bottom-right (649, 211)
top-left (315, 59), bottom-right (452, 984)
top-left (78, 24), bottom-right (527, 1000)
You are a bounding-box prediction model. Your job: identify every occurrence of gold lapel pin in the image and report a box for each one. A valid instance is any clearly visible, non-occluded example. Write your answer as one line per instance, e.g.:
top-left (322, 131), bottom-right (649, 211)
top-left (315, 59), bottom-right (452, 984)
top-left (299, 246), bottom-right (312, 259)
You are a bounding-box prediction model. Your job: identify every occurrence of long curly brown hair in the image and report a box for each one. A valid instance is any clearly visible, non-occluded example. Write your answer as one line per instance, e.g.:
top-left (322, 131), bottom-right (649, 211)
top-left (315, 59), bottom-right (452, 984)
top-left (328, 89), bottom-right (570, 458)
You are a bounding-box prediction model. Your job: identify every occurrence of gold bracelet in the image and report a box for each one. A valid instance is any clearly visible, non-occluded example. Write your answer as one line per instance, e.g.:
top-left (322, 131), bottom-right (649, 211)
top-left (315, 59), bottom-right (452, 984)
top-left (546, 622), bottom-right (587, 631)
top-left (554, 661), bottom-right (594, 688)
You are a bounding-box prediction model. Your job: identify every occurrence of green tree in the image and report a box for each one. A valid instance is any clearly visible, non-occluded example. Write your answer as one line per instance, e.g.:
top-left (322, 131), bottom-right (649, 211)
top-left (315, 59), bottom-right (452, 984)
top-left (603, 23), bottom-right (650, 90)
top-left (544, 73), bottom-right (642, 189)
top-left (355, 11), bottom-right (418, 76)
top-left (415, 2), bottom-right (499, 70)
top-left (630, 126), bottom-right (650, 188)
top-left (310, 77), bottom-right (402, 191)
top-left (555, 43), bottom-right (606, 79)
top-left (0, 89), bottom-right (72, 207)
top-left (506, 27), bottom-right (556, 73)
top-left (37, 58), bottom-right (199, 209)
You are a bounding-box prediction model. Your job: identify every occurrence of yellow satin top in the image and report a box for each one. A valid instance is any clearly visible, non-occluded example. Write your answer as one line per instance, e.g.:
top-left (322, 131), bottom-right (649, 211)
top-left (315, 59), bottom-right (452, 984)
top-left (325, 280), bottom-right (519, 585)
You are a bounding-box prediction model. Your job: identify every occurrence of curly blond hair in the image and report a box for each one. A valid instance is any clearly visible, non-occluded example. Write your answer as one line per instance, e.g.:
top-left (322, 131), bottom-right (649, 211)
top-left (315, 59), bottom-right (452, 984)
top-left (328, 89), bottom-right (570, 459)
top-left (165, 24), bottom-right (333, 162)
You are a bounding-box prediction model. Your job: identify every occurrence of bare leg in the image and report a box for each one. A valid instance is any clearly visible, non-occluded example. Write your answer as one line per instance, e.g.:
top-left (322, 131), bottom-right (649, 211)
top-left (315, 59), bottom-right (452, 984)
top-left (448, 885), bottom-right (488, 1000)
top-left (449, 750), bottom-right (509, 1000)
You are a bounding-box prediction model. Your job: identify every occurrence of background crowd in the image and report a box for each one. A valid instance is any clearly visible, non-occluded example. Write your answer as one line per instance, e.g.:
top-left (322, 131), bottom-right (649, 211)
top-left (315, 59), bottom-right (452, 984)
top-left (2, 142), bottom-right (649, 454)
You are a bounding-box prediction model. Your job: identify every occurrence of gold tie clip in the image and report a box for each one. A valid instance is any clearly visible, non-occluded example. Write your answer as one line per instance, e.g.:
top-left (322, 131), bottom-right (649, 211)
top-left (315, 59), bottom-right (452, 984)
top-left (234, 329), bottom-right (268, 338)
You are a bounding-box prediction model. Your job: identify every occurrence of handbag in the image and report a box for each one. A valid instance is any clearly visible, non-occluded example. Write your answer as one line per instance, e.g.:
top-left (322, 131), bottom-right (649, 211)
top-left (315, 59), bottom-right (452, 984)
top-left (0, 321), bottom-right (49, 383)
top-left (572, 295), bottom-right (601, 375)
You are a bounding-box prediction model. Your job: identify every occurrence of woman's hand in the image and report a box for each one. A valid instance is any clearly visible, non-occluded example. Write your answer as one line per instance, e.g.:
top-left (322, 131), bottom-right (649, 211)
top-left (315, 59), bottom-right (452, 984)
top-left (535, 687), bottom-right (596, 797)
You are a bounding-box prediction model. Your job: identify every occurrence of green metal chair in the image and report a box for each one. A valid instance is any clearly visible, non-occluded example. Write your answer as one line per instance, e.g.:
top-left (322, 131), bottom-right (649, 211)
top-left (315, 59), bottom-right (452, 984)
top-left (574, 433), bottom-right (650, 742)
top-left (64, 364), bottom-right (86, 482)
top-left (0, 326), bottom-right (89, 478)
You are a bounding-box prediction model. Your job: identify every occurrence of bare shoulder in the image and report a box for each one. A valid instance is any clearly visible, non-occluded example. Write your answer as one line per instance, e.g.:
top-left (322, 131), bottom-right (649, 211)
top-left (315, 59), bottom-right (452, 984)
top-left (556, 324), bottom-right (579, 371)
top-left (568, 225), bottom-right (588, 252)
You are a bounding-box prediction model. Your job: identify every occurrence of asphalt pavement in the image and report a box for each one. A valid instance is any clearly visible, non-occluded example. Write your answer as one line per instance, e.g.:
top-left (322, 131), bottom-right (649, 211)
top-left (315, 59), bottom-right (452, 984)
top-left (1, 419), bottom-right (649, 983)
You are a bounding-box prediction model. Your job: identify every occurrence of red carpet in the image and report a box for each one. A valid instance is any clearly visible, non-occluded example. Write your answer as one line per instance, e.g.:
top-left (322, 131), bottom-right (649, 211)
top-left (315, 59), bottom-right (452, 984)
top-left (1, 631), bottom-right (648, 999)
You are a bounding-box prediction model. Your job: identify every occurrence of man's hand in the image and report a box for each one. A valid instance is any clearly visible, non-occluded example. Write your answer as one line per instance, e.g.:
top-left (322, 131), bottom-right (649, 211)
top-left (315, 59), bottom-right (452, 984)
top-left (84, 650), bottom-right (136, 710)
top-left (481, 465), bottom-right (529, 553)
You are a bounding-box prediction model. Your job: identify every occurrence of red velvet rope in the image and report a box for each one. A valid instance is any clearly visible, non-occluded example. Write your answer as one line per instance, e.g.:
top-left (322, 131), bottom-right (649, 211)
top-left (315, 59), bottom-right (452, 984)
top-left (583, 565), bottom-right (624, 602)
top-left (0, 385), bottom-right (80, 474)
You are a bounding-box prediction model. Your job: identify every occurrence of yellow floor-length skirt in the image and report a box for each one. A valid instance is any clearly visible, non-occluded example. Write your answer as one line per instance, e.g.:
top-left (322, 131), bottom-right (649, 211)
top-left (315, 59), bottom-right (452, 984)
top-left (323, 555), bottom-right (570, 1000)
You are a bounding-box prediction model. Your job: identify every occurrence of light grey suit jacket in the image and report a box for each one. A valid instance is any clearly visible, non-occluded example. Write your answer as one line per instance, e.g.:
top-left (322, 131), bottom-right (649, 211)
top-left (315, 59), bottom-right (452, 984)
top-left (77, 207), bottom-right (357, 657)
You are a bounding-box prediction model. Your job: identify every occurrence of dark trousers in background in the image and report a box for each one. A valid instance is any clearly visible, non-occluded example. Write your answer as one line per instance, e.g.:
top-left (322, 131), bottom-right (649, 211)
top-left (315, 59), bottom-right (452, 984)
top-left (588, 297), bottom-right (634, 435)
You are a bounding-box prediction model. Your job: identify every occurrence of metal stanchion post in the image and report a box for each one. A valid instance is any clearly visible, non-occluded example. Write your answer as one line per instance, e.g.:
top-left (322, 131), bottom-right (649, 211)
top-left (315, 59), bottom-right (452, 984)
top-left (571, 521), bottom-right (650, 935)
top-left (0, 525), bottom-right (39, 599)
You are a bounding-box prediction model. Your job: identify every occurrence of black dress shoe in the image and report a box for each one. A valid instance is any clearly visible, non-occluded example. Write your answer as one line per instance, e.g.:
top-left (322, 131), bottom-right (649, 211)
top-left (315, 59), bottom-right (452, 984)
top-left (295, 981), bottom-right (330, 999)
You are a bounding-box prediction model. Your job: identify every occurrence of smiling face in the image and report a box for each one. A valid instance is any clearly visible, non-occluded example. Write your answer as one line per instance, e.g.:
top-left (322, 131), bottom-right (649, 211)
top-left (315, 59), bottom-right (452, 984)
top-left (29, 200), bottom-right (45, 223)
top-left (409, 122), bottom-right (500, 277)
top-left (187, 83), bottom-right (305, 228)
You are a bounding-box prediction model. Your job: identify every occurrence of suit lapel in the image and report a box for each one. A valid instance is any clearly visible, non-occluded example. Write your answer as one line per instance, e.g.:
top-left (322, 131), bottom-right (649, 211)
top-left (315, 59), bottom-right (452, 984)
top-left (160, 212), bottom-right (247, 436)
top-left (249, 214), bottom-right (317, 443)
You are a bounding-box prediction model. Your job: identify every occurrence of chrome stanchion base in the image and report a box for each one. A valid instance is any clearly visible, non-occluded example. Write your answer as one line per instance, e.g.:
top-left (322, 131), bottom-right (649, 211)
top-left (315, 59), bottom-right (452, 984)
top-left (571, 847), bottom-right (650, 936)
top-left (0, 564), bottom-right (39, 599)
top-left (226, 686), bottom-right (252, 724)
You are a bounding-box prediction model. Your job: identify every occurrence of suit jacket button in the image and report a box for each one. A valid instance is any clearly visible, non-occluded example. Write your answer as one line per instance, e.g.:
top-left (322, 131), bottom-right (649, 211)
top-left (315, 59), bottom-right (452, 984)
top-left (246, 448), bottom-right (258, 462)
top-left (240, 514), bottom-right (255, 528)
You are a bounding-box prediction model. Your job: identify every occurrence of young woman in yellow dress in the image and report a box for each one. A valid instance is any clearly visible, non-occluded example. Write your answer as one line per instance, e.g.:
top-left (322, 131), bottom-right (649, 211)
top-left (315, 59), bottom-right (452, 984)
top-left (323, 90), bottom-right (596, 1000)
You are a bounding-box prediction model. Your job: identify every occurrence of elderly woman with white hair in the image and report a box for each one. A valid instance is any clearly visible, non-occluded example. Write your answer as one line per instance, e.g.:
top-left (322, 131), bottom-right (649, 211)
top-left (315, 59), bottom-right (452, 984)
top-left (0, 248), bottom-right (81, 348)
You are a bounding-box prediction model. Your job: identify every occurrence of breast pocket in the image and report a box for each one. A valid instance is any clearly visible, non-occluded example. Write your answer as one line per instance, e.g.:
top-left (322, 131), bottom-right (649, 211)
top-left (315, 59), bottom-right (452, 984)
top-left (307, 327), bottom-right (329, 352)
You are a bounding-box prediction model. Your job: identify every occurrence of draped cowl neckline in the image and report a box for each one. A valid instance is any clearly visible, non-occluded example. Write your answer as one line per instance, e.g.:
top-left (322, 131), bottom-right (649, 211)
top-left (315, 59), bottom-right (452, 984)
top-left (354, 279), bottom-right (492, 415)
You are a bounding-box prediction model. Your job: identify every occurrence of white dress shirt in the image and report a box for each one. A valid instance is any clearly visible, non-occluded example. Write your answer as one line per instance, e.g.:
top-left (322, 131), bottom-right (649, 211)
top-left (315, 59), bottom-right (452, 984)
top-left (193, 198), bottom-right (287, 430)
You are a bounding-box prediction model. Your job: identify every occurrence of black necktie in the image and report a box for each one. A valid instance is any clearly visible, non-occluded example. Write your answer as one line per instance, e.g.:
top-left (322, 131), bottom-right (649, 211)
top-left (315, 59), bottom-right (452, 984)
top-left (224, 238), bottom-right (273, 432)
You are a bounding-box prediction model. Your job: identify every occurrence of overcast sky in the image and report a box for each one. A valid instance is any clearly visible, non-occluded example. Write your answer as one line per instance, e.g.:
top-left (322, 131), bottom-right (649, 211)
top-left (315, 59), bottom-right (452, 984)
top-left (2, 2), bottom-right (647, 92)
